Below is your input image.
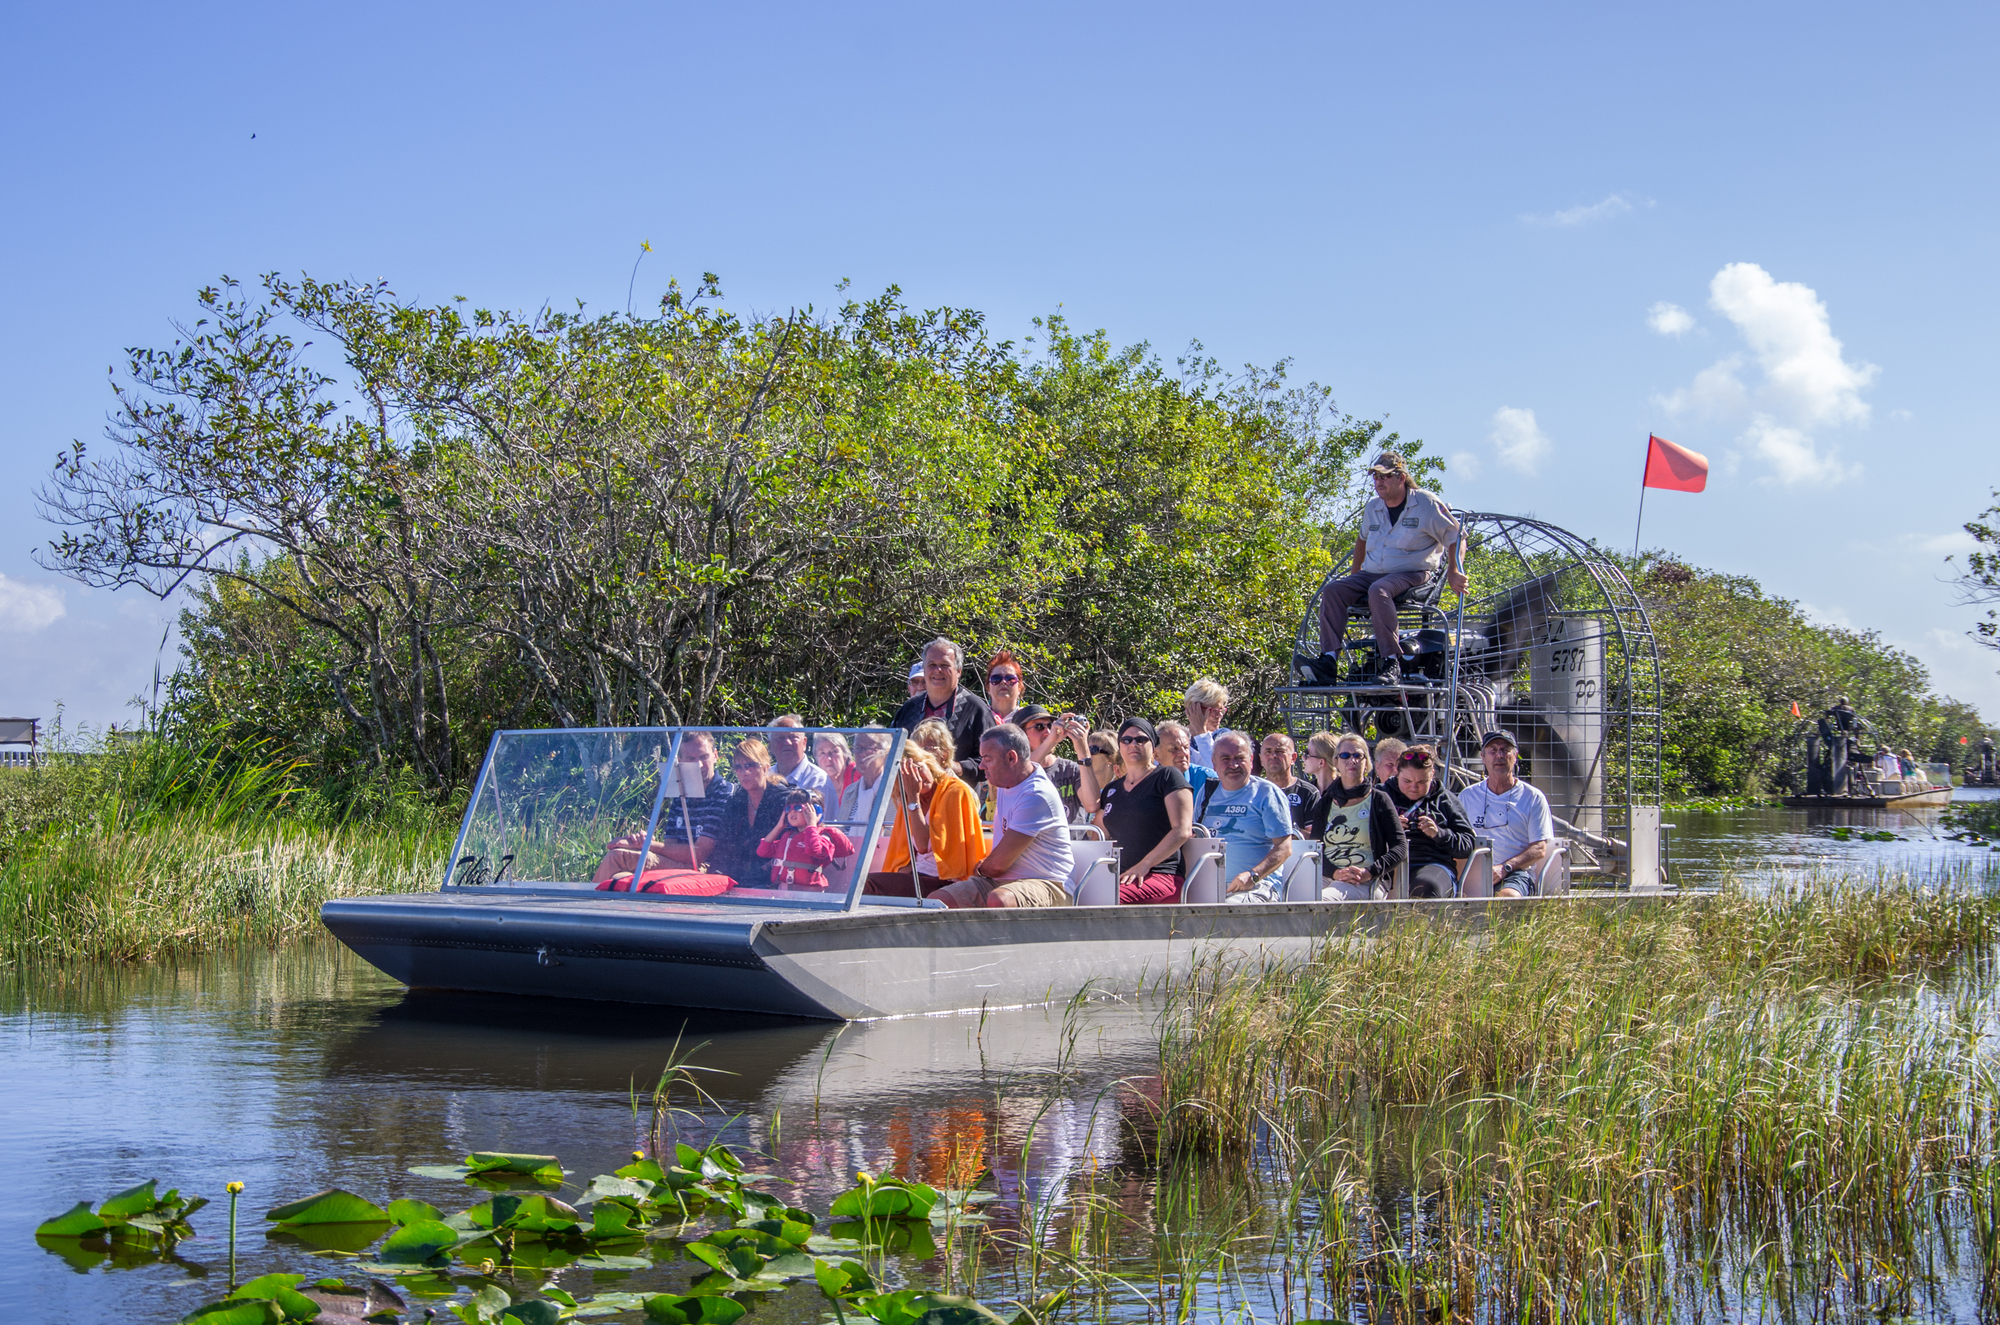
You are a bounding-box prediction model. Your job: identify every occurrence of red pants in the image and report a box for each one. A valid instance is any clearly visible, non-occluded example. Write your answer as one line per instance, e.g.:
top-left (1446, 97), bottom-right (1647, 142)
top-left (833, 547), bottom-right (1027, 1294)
top-left (1118, 871), bottom-right (1182, 905)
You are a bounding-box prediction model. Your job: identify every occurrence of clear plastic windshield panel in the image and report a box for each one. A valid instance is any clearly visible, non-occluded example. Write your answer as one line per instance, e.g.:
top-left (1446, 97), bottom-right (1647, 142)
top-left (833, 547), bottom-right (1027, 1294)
top-left (446, 727), bottom-right (905, 910)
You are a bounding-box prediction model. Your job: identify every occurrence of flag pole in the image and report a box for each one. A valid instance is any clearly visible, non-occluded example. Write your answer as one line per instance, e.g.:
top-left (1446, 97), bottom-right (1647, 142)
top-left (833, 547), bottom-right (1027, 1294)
top-left (1633, 435), bottom-right (1650, 561)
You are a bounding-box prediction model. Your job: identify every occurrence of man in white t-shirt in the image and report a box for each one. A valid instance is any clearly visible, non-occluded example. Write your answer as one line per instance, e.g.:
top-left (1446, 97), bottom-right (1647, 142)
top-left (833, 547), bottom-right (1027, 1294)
top-left (1312, 451), bottom-right (1468, 686)
top-left (928, 725), bottom-right (1075, 908)
top-left (1456, 730), bottom-right (1553, 898)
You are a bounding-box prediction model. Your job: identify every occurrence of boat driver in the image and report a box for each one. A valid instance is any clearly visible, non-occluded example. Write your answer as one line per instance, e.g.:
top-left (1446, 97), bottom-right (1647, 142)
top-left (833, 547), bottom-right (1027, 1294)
top-left (1309, 452), bottom-right (1468, 686)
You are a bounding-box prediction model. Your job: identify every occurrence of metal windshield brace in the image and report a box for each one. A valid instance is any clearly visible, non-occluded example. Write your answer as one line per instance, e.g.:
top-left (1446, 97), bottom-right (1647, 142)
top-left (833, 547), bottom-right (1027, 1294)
top-left (626, 731), bottom-right (685, 892)
top-left (844, 725), bottom-right (909, 912)
top-left (444, 730), bottom-right (502, 888)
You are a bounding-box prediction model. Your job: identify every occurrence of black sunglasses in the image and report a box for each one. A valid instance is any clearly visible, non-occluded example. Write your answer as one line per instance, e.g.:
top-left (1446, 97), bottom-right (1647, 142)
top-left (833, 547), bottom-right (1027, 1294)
top-left (988, 672), bottom-right (1022, 684)
top-left (1118, 733), bottom-right (1151, 745)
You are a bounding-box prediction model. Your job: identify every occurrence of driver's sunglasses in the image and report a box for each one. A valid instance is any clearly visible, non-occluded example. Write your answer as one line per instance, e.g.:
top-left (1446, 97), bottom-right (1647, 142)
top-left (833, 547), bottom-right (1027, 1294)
top-left (988, 672), bottom-right (1022, 685)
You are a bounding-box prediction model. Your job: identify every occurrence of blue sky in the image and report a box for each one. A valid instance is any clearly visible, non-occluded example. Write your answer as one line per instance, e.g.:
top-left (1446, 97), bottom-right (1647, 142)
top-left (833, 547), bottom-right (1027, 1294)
top-left (3, 2), bottom-right (1996, 731)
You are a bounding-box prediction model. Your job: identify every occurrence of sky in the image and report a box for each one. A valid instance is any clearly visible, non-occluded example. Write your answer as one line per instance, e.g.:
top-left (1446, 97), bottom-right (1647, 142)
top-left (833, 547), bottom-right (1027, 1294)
top-left (2, 1), bottom-right (1996, 732)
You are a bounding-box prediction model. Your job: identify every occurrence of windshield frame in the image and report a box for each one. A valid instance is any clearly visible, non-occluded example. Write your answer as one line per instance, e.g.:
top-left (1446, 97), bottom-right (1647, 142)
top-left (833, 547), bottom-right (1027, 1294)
top-left (442, 725), bottom-right (910, 913)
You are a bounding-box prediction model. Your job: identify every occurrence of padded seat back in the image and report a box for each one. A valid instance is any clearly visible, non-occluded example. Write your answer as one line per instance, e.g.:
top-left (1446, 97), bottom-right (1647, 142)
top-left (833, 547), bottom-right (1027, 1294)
top-left (1181, 833), bottom-right (1228, 905)
top-left (1278, 839), bottom-right (1323, 901)
top-left (1070, 840), bottom-right (1121, 906)
top-left (1535, 841), bottom-right (1571, 896)
top-left (1459, 844), bottom-right (1494, 899)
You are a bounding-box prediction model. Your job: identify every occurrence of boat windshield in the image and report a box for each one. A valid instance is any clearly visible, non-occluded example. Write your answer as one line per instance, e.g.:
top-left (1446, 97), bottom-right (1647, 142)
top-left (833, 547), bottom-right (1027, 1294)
top-left (444, 726), bottom-right (907, 911)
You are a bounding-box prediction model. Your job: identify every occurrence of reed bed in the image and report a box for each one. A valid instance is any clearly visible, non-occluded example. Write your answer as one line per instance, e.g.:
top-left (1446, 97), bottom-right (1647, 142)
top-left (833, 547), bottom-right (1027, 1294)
top-left (1150, 865), bottom-right (2000, 1320)
top-left (0, 817), bottom-right (448, 964)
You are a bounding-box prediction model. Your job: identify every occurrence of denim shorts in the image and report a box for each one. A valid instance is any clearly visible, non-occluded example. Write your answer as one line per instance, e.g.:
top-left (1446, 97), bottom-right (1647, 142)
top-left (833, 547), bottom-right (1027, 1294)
top-left (1495, 867), bottom-right (1538, 896)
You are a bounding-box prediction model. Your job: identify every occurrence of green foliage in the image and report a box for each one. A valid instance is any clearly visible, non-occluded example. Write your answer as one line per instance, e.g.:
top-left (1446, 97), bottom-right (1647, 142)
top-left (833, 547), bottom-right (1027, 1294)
top-left (46, 1140), bottom-right (1026, 1325)
top-left (1637, 557), bottom-right (1986, 796)
top-left (44, 274), bottom-right (1424, 797)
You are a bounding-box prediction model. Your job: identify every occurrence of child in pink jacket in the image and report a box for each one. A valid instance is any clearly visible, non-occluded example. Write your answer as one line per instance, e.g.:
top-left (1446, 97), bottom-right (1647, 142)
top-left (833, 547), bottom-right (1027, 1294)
top-left (757, 788), bottom-right (857, 889)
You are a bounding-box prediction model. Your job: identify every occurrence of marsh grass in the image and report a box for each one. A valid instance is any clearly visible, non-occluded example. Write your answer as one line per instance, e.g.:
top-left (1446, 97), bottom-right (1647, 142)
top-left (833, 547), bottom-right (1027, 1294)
top-left (1147, 865), bottom-right (2000, 1320)
top-left (0, 817), bottom-right (449, 964)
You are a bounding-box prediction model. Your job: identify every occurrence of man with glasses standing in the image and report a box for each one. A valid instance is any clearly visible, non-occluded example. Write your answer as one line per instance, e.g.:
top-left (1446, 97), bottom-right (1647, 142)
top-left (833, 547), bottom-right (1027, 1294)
top-left (892, 636), bottom-right (993, 781)
top-left (1198, 732), bottom-right (1297, 905)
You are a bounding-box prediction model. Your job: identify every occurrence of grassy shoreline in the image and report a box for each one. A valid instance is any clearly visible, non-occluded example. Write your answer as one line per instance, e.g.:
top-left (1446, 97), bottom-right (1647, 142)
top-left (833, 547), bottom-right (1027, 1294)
top-left (0, 817), bottom-right (450, 965)
top-left (1151, 865), bottom-right (2000, 1316)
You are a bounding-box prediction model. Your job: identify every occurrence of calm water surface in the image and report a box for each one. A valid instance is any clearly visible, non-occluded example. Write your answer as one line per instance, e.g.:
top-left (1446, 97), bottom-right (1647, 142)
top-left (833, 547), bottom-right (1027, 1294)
top-left (7, 791), bottom-right (2000, 1322)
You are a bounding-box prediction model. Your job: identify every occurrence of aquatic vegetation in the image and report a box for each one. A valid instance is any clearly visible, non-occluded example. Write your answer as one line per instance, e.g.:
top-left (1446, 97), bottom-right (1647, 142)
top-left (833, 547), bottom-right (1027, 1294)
top-left (1148, 868), bottom-right (2000, 1318)
top-left (33, 1146), bottom-right (1050, 1325)
top-left (34, 1179), bottom-right (208, 1270)
top-left (0, 815), bottom-right (449, 964)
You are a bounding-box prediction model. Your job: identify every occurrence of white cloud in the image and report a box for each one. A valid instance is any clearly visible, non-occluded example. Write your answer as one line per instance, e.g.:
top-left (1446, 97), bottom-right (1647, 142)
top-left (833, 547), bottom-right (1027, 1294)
top-left (1647, 302), bottom-right (1695, 337)
top-left (1526, 194), bottom-right (1635, 227)
top-left (1487, 407), bottom-right (1553, 475)
top-left (1654, 355), bottom-right (1749, 419)
top-left (1741, 414), bottom-right (1858, 487)
top-left (1708, 262), bottom-right (1877, 427)
top-left (1912, 529), bottom-right (1977, 557)
top-left (1653, 263), bottom-right (1876, 489)
top-left (1448, 449), bottom-right (1483, 480)
top-left (0, 575), bottom-right (65, 632)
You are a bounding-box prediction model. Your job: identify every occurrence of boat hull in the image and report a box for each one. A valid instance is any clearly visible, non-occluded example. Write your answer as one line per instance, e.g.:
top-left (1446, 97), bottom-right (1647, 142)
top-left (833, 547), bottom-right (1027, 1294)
top-left (322, 889), bottom-right (1677, 1020)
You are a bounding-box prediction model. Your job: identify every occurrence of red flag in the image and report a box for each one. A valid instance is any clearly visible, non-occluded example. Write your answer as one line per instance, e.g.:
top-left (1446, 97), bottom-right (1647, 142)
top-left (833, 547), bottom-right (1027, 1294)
top-left (1643, 434), bottom-right (1709, 493)
top-left (1790, 701), bottom-right (1801, 718)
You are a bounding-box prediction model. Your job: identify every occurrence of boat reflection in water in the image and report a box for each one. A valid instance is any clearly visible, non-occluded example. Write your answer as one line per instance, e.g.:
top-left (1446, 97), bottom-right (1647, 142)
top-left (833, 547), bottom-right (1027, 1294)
top-left (326, 979), bottom-right (1161, 1225)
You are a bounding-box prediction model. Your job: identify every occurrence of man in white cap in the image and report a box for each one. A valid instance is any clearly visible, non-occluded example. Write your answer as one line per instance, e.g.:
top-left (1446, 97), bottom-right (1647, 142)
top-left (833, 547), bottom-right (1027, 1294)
top-left (1456, 729), bottom-right (1552, 898)
top-left (907, 660), bottom-right (926, 698)
top-left (1310, 451), bottom-right (1466, 686)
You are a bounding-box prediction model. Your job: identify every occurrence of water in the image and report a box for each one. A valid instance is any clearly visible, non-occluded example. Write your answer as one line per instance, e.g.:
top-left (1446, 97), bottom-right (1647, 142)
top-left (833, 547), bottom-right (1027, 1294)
top-left (7, 792), bottom-right (2000, 1322)
top-left (1667, 784), bottom-right (2000, 888)
top-left (1, 946), bottom-right (1157, 1322)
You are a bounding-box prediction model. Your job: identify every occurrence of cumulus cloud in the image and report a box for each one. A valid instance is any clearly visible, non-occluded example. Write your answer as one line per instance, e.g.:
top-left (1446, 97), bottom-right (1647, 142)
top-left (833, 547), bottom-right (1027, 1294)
top-left (1741, 414), bottom-right (1857, 487)
top-left (1652, 263), bottom-right (1875, 487)
top-left (1708, 262), bottom-right (1877, 426)
top-left (1647, 302), bottom-right (1695, 337)
top-left (0, 575), bottom-right (65, 633)
top-left (1448, 449), bottom-right (1483, 480)
top-left (1525, 194), bottom-right (1634, 227)
top-left (1487, 407), bottom-right (1552, 475)
top-left (1655, 356), bottom-right (1749, 419)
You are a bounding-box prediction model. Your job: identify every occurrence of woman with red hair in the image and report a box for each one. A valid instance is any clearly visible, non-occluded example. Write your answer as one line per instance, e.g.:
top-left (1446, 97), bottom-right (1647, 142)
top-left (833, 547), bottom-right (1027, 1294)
top-left (984, 649), bottom-right (1028, 726)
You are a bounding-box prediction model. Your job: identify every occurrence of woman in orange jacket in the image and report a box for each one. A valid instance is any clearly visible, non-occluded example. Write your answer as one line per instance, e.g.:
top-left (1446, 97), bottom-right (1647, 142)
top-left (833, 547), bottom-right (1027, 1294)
top-left (863, 722), bottom-right (988, 898)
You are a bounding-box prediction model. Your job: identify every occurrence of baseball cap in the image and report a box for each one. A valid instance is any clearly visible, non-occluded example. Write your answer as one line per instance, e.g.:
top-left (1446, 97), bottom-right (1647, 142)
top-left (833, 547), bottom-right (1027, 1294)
top-left (908, 661), bottom-right (924, 680)
top-left (1010, 704), bottom-right (1054, 727)
top-left (1367, 451), bottom-right (1409, 476)
top-left (1480, 729), bottom-right (1519, 750)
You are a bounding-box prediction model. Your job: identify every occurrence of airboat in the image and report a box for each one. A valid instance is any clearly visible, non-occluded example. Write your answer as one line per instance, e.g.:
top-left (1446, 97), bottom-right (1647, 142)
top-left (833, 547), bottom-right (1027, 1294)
top-left (1777, 708), bottom-right (1953, 810)
top-left (321, 510), bottom-right (1676, 1020)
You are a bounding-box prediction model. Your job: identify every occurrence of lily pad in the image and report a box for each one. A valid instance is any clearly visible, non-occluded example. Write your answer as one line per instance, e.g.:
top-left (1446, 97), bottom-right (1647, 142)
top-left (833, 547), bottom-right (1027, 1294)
top-left (99, 1180), bottom-right (164, 1221)
top-left (380, 1218), bottom-right (461, 1264)
top-left (182, 1302), bottom-right (287, 1325)
top-left (227, 1273), bottom-right (321, 1321)
top-left (266, 1220), bottom-right (392, 1254)
top-left (465, 1153), bottom-right (565, 1183)
top-left (267, 1189), bottom-right (392, 1227)
top-left (36, 1201), bottom-right (110, 1239)
top-left (500, 1302), bottom-right (563, 1325)
top-left (642, 1293), bottom-right (749, 1323)
top-left (408, 1165), bottom-right (476, 1182)
top-left (387, 1198), bottom-right (444, 1226)
top-left (572, 1253), bottom-right (651, 1271)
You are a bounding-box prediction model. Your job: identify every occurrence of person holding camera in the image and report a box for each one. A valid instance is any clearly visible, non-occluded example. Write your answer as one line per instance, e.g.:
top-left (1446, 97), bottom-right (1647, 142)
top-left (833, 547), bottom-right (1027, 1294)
top-left (756, 788), bottom-right (857, 890)
top-left (1005, 704), bottom-right (1101, 823)
top-left (1381, 743), bottom-right (1475, 898)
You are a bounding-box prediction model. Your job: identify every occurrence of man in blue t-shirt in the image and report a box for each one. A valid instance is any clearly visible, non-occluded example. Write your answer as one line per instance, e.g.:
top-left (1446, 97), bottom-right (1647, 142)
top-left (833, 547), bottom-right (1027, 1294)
top-left (1197, 732), bottom-right (1297, 904)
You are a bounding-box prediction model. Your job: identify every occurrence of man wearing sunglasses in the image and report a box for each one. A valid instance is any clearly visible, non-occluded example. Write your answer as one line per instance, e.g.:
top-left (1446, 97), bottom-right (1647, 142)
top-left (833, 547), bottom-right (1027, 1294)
top-left (891, 636), bottom-right (993, 781)
top-left (1005, 704), bottom-right (1100, 823)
